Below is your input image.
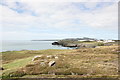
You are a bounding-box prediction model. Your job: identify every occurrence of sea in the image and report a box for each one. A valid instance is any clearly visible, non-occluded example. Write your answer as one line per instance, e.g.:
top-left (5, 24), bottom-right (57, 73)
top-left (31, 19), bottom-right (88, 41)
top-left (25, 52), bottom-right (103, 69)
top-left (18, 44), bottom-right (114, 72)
top-left (0, 40), bottom-right (68, 52)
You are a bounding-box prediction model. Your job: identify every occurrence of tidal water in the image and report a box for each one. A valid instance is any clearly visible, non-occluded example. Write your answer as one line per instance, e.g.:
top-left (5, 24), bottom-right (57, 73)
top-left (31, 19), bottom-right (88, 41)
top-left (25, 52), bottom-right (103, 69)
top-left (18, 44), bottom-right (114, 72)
top-left (1, 40), bottom-right (67, 52)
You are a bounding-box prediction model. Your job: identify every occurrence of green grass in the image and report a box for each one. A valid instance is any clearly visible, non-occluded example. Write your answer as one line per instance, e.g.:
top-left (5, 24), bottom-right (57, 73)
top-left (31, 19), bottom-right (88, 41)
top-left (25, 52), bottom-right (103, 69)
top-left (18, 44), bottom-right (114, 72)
top-left (3, 57), bottom-right (33, 70)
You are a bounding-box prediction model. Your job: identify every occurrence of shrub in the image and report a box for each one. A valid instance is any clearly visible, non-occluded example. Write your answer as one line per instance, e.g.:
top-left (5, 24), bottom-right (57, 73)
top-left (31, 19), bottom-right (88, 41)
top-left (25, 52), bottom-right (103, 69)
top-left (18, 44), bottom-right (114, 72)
top-left (96, 43), bottom-right (104, 46)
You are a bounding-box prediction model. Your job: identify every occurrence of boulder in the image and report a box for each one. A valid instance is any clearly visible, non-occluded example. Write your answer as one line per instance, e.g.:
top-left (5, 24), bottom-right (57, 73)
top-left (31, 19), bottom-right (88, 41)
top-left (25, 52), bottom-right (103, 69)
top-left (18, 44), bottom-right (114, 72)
top-left (48, 61), bottom-right (56, 67)
top-left (32, 55), bottom-right (43, 61)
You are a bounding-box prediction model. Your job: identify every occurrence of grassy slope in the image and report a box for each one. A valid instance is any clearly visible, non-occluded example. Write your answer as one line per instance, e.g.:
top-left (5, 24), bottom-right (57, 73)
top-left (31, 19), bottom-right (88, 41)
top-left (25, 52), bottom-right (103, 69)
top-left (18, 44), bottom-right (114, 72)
top-left (1, 45), bottom-right (119, 78)
top-left (1, 49), bottom-right (71, 78)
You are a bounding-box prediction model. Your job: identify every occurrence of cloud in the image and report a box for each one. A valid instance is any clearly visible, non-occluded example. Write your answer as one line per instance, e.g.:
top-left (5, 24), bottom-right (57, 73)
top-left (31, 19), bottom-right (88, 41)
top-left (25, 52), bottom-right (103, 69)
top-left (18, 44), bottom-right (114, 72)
top-left (78, 3), bottom-right (118, 29)
top-left (0, 0), bottom-right (118, 40)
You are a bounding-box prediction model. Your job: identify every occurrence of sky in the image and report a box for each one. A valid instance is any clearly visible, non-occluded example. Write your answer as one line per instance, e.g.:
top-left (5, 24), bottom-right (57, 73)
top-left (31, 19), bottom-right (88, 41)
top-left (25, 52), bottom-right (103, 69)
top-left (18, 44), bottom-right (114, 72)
top-left (0, 0), bottom-right (119, 40)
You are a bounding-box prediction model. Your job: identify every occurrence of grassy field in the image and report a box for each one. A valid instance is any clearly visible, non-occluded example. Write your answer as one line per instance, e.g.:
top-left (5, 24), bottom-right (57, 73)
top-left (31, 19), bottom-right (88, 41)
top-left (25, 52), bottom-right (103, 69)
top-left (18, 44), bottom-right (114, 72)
top-left (1, 45), bottom-right (119, 79)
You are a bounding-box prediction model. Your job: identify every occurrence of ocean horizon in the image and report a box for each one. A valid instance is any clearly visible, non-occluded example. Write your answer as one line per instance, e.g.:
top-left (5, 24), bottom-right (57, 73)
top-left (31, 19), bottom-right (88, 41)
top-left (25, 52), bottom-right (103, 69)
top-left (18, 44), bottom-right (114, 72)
top-left (1, 40), bottom-right (67, 52)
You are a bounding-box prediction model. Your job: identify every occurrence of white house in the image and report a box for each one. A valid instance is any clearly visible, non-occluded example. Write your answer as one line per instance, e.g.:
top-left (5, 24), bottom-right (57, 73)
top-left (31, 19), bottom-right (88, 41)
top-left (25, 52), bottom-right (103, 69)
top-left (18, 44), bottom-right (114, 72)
top-left (103, 40), bottom-right (115, 43)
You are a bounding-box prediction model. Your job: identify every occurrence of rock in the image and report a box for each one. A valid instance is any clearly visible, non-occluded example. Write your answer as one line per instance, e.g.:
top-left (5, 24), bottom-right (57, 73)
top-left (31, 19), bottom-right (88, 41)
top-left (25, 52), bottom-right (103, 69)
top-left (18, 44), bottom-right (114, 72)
top-left (0, 67), bottom-right (4, 70)
top-left (48, 61), bottom-right (56, 67)
top-left (40, 62), bottom-right (46, 66)
top-left (55, 56), bottom-right (58, 59)
top-left (10, 74), bottom-right (12, 77)
top-left (71, 72), bottom-right (75, 75)
top-left (32, 55), bottom-right (43, 61)
top-left (47, 55), bottom-right (52, 58)
top-left (52, 42), bottom-right (60, 45)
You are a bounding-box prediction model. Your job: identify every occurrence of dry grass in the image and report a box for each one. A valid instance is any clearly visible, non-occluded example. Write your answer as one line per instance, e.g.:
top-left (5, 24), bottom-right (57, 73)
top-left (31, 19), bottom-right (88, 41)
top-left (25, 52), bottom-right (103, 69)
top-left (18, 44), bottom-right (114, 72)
top-left (1, 45), bottom-right (119, 78)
